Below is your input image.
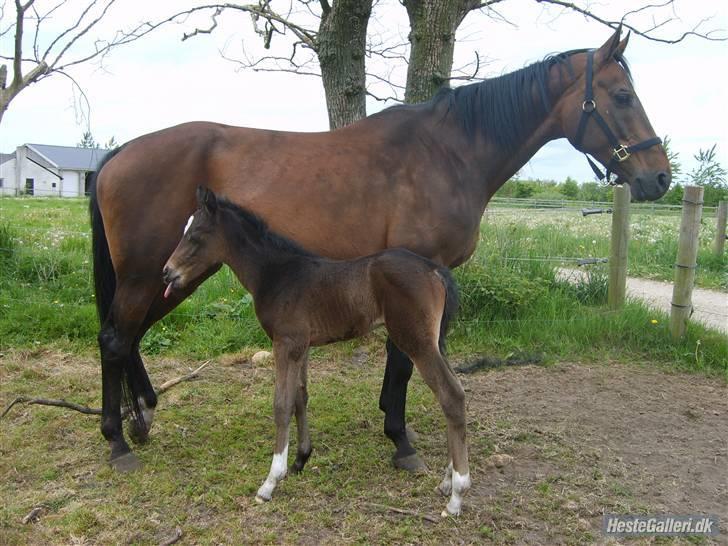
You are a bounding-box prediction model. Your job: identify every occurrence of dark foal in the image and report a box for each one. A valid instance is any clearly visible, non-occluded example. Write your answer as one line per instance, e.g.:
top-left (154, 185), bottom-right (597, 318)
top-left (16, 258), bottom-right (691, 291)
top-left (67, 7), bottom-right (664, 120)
top-left (163, 187), bottom-right (469, 516)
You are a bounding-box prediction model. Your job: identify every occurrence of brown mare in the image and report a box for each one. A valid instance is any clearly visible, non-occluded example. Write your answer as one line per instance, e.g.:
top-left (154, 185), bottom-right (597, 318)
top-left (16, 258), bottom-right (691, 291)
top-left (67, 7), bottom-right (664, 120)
top-left (90, 28), bottom-right (670, 473)
top-left (163, 187), bottom-right (467, 515)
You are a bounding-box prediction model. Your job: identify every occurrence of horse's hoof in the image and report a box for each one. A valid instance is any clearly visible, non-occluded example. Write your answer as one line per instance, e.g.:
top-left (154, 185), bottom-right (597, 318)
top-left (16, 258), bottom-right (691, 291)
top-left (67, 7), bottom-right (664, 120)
top-left (110, 452), bottom-right (142, 472)
top-left (254, 495), bottom-right (269, 504)
top-left (405, 425), bottom-right (420, 444)
top-left (393, 452), bottom-right (427, 473)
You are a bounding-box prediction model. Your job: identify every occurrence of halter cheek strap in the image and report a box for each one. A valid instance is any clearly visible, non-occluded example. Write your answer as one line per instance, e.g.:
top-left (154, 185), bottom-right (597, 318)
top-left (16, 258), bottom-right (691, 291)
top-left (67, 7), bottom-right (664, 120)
top-left (573, 51), bottom-right (662, 185)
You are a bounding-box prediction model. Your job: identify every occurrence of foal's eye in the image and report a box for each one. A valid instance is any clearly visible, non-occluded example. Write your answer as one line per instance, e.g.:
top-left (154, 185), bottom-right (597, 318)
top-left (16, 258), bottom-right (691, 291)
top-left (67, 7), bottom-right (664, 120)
top-left (614, 92), bottom-right (633, 107)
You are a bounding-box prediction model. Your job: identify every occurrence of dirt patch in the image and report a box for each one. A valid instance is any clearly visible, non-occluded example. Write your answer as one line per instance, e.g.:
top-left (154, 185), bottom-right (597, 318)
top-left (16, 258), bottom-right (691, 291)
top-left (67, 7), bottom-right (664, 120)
top-left (460, 361), bottom-right (728, 543)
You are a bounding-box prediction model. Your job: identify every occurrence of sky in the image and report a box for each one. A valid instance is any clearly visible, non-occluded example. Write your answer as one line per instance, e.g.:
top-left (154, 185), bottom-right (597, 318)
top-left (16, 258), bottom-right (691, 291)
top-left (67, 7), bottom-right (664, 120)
top-left (1, 0), bottom-right (726, 183)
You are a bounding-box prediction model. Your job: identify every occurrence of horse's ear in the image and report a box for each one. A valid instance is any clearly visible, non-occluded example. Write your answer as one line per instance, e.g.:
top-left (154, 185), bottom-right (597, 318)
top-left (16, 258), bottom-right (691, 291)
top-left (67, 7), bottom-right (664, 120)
top-left (595, 24), bottom-right (626, 66)
top-left (196, 185), bottom-right (217, 214)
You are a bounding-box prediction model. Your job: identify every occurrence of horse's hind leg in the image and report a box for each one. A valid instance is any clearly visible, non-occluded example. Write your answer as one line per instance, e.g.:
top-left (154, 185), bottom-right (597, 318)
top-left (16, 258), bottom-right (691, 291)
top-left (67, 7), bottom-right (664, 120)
top-left (124, 268), bottom-right (220, 444)
top-left (380, 339), bottom-right (426, 473)
top-left (291, 353), bottom-right (311, 474)
top-left (256, 338), bottom-right (308, 502)
top-left (99, 280), bottom-right (158, 471)
top-left (125, 343), bottom-right (157, 444)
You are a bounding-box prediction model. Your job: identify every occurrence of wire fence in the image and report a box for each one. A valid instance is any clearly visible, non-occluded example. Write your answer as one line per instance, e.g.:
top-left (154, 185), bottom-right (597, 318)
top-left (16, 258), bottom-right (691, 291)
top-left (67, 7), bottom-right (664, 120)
top-left (1, 195), bottom-right (725, 332)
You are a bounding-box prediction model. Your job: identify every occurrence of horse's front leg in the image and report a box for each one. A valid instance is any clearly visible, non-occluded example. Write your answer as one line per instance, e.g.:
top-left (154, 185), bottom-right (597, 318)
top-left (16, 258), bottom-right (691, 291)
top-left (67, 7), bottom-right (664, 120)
top-left (256, 338), bottom-right (307, 503)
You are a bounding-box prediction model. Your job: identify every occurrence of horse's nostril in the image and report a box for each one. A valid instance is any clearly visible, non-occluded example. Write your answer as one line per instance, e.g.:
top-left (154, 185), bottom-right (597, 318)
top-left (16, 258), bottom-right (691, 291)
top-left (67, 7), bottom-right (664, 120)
top-left (657, 171), bottom-right (670, 190)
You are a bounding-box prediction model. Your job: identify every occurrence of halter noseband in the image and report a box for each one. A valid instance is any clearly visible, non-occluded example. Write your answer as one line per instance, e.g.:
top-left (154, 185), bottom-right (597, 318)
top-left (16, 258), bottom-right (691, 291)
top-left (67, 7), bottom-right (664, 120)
top-left (573, 50), bottom-right (662, 185)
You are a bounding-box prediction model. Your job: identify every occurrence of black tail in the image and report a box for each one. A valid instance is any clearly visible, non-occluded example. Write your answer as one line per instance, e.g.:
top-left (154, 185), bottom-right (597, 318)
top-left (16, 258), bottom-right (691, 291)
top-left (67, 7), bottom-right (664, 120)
top-left (89, 147), bottom-right (124, 325)
top-left (437, 266), bottom-right (460, 355)
top-left (89, 147), bottom-right (146, 430)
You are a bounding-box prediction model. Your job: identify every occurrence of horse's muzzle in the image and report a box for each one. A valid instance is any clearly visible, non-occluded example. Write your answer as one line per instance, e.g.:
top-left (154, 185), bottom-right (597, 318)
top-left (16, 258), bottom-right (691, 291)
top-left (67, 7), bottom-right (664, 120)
top-left (631, 170), bottom-right (671, 201)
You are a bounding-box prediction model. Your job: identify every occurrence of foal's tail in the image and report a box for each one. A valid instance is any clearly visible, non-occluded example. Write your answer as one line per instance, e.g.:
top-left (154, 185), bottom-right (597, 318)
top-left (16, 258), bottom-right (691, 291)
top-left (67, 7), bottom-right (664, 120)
top-left (436, 267), bottom-right (460, 356)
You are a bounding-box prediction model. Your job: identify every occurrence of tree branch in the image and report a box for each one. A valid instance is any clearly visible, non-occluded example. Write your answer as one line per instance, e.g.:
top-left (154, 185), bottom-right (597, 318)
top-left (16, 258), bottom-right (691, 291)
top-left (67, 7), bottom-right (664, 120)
top-left (182, 7), bottom-right (223, 41)
top-left (1, 361), bottom-right (211, 420)
top-left (534, 0), bottom-right (727, 43)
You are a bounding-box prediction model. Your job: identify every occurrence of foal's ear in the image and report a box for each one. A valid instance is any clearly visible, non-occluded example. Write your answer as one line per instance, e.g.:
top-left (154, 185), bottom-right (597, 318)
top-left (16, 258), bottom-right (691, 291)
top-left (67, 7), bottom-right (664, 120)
top-left (196, 185), bottom-right (218, 214)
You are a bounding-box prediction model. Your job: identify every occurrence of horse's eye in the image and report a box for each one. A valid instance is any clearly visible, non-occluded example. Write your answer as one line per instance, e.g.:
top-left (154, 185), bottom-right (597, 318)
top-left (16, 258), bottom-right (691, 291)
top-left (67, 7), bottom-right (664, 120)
top-left (614, 92), bottom-right (633, 107)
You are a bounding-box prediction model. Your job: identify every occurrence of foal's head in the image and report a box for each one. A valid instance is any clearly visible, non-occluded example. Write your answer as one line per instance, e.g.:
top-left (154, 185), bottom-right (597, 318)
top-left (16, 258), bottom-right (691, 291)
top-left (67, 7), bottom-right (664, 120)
top-left (162, 186), bottom-right (226, 297)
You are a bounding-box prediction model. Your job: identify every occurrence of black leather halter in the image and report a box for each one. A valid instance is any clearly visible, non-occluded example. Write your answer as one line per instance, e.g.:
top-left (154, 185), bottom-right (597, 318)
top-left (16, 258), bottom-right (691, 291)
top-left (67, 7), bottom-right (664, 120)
top-left (573, 50), bottom-right (662, 185)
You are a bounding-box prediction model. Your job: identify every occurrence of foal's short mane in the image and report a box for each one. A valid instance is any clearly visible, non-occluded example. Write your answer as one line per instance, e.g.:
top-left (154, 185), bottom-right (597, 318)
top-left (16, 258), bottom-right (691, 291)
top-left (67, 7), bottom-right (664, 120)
top-left (381, 48), bottom-right (631, 154)
top-left (216, 196), bottom-right (316, 258)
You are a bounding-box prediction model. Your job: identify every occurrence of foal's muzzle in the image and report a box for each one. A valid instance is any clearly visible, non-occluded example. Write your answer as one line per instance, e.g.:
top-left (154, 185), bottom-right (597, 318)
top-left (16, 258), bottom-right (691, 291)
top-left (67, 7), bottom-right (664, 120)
top-left (162, 265), bottom-right (181, 298)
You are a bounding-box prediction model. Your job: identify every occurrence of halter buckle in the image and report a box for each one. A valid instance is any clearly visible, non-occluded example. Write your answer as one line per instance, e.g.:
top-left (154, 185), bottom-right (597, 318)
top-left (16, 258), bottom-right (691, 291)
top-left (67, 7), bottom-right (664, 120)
top-left (613, 145), bottom-right (631, 162)
top-left (582, 99), bottom-right (596, 113)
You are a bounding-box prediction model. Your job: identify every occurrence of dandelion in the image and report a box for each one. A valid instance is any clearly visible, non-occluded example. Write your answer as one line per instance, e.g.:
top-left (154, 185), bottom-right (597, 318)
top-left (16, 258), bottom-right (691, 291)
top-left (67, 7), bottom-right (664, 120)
top-left (650, 319), bottom-right (658, 325)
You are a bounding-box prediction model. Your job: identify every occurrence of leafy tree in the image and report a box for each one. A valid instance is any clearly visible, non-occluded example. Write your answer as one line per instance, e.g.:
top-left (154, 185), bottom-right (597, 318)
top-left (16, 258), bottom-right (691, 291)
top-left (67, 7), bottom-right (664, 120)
top-left (104, 137), bottom-right (119, 150)
top-left (662, 135), bottom-right (682, 180)
top-left (560, 177), bottom-right (579, 199)
top-left (77, 131), bottom-right (97, 149)
top-left (687, 145), bottom-right (727, 206)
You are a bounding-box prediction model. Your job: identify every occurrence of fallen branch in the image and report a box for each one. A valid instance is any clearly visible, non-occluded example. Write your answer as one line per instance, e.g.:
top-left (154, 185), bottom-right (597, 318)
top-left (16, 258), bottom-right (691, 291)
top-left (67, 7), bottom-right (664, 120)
top-left (21, 506), bottom-right (44, 524)
top-left (361, 502), bottom-right (440, 523)
top-left (1, 360), bottom-right (211, 420)
top-left (1, 396), bottom-right (101, 419)
top-left (156, 360), bottom-right (210, 395)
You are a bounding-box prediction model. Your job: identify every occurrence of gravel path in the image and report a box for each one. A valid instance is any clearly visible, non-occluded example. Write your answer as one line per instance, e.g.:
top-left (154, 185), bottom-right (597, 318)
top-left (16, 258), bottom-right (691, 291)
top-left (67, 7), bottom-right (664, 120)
top-left (558, 268), bottom-right (728, 334)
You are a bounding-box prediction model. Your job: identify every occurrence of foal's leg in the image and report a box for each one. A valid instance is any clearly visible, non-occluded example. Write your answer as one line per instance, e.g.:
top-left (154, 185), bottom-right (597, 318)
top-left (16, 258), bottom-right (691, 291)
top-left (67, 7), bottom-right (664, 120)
top-left (256, 339), bottom-right (308, 502)
top-left (380, 339), bottom-right (426, 472)
top-left (291, 353), bottom-right (312, 473)
top-left (410, 346), bottom-right (470, 516)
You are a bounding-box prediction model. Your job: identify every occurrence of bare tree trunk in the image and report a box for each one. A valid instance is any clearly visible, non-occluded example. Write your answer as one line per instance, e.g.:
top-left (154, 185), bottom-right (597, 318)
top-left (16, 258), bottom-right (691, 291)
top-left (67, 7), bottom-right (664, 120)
top-left (403, 0), bottom-right (478, 104)
top-left (318, 0), bottom-right (372, 129)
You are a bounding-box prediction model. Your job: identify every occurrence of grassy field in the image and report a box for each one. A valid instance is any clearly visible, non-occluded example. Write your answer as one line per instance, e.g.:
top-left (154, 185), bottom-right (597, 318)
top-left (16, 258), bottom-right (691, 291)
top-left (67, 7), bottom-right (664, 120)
top-left (1, 196), bottom-right (726, 544)
top-left (0, 196), bottom-right (725, 370)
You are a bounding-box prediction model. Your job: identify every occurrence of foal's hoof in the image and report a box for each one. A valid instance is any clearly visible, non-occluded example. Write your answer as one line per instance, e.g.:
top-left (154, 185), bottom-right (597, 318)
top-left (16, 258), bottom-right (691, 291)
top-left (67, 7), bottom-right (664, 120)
top-left (110, 452), bottom-right (142, 473)
top-left (393, 453), bottom-right (427, 473)
top-left (254, 494), bottom-right (270, 504)
top-left (127, 421), bottom-right (150, 445)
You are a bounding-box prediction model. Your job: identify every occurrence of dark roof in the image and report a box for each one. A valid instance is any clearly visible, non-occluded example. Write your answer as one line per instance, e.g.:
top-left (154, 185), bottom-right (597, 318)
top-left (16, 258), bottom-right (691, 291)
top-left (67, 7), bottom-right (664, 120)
top-left (28, 144), bottom-right (110, 171)
top-left (0, 153), bottom-right (13, 165)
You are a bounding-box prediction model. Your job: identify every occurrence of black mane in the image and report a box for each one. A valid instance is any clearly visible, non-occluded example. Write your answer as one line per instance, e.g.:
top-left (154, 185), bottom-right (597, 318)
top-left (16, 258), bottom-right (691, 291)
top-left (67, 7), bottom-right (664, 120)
top-left (380, 49), bottom-right (631, 154)
top-left (216, 196), bottom-right (316, 258)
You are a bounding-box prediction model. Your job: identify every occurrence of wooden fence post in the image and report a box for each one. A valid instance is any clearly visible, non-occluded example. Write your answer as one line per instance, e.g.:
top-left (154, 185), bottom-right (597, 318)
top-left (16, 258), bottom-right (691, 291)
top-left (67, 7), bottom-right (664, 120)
top-left (608, 184), bottom-right (631, 309)
top-left (670, 185), bottom-right (704, 339)
top-left (714, 200), bottom-right (727, 256)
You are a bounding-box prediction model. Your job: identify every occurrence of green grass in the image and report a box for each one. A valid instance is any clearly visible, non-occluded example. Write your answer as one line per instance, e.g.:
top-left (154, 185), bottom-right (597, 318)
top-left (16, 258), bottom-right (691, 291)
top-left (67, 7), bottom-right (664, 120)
top-left (0, 196), bottom-right (726, 375)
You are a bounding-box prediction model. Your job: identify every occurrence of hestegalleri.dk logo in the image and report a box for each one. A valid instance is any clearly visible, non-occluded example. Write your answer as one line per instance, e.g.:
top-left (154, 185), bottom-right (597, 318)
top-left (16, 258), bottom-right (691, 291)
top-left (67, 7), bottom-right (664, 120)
top-left (603, 515), bottom-right (719, 536)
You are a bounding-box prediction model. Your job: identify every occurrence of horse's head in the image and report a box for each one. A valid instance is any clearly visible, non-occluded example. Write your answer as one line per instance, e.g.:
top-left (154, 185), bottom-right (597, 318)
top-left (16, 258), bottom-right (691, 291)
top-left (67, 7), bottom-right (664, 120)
top-left (163, 186), bottom-right (225, 298)
top-left (559, 27), bottom-right (671, 201)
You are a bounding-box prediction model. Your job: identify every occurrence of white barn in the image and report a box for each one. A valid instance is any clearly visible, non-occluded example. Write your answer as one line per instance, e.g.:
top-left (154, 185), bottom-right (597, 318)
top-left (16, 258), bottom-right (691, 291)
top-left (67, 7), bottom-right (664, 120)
top-left (0, 144), bottom-right (110, 197)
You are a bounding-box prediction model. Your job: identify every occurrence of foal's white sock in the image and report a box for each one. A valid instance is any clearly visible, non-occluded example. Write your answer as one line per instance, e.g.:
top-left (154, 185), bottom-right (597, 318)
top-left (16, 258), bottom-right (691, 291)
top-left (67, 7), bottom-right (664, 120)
top-left (256, 445), bottom-right (289, 502)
